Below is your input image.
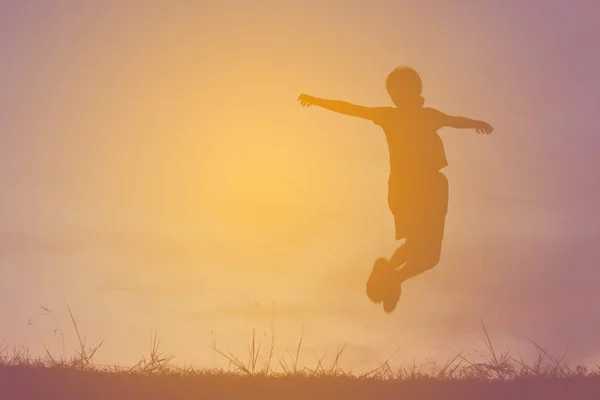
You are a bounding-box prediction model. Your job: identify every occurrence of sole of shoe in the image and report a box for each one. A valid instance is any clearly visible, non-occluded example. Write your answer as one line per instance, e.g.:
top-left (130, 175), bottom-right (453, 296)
top-left (366, 258), bottom-right (389, 303)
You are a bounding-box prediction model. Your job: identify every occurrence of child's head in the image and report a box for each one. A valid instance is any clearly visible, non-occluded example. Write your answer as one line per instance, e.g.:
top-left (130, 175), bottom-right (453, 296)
top-left (386, 67), bottom-right (424, 109)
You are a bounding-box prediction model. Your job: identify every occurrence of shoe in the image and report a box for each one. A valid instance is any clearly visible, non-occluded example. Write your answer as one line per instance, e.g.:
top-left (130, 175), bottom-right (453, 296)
top-left (366, 258), bottom-right (389, 303)
top-left (382, 272), bottom-right (402, 314)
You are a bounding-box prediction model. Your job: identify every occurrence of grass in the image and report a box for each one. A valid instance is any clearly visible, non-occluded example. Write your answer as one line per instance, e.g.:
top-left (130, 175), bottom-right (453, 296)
top-left (1, 306), bottom-right (599, 399)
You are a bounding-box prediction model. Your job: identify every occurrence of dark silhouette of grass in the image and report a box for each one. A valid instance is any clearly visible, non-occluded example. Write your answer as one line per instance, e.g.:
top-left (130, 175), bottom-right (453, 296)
top-left (1, 307), bottom-right (599, 399)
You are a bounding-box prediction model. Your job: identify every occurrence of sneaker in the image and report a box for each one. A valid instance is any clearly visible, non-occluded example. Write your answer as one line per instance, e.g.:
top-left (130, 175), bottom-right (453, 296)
top-left (382, 271), bottom-right (402, 314)
top-left (366, 258), bottom-right (389, 303)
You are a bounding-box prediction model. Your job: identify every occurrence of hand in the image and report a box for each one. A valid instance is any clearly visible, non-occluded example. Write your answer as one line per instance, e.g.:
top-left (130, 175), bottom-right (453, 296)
top-left (298, 93), bottom-right (317, 107)
top-left (474, 121), bottom-right (494, 135)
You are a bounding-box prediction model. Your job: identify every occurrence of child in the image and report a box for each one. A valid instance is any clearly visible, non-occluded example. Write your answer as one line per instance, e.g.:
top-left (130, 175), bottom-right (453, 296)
top-left (298, 67), bottom-right (493, 313)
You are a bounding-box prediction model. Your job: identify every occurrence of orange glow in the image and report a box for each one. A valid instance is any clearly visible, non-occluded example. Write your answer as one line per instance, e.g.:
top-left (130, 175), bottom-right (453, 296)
top-left (3, 0), bottom-right (587, 372)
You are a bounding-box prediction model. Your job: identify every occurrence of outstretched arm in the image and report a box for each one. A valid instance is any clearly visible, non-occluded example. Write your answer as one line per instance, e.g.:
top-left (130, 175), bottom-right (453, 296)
top-left (436, 111), bottom-right (494, 135)
top-left (298, 93), bottom-right (386, 121)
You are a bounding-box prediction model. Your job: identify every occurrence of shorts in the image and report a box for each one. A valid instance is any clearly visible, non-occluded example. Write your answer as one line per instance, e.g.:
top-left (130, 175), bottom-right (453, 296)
top-left (388, 172), bottom-right (449, 263)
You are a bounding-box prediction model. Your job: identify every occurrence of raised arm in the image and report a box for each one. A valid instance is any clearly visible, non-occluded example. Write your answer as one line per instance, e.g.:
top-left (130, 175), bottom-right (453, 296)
top-left (434, 109), bottom-right (494, 135)
top-left (298, 94), bottom-right (386, 121)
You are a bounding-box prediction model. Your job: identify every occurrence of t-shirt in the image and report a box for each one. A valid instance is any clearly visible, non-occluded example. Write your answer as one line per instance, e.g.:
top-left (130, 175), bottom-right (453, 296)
top-left (371, 107), bottom-right (448, 179)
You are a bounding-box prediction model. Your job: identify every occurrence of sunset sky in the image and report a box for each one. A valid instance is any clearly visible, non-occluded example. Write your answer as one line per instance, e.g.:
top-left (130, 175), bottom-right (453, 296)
top-left (1, 0), bottom-right (599, 370)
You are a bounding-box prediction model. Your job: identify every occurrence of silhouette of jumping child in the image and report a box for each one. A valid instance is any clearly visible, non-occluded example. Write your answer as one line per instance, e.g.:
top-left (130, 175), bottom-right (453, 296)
top-left (298, 67), bottom-right (493, 313)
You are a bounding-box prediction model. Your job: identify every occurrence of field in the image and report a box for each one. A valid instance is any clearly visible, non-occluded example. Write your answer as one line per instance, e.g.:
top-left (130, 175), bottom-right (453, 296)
top-left (2, 363), bottom-right (599, 400)
top-left (2, 312), bottom-right (599, 400)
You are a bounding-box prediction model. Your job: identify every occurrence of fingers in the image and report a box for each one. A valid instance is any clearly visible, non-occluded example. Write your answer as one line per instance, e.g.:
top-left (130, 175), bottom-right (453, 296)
top-left (477, 125), bottom-right (493, 135)
top-left (297, 94), bottom-right (313, 107)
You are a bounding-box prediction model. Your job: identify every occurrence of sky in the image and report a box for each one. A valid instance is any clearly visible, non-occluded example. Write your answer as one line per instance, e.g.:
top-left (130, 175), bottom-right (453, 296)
top-left (1, 0), bottom-right (599, 370)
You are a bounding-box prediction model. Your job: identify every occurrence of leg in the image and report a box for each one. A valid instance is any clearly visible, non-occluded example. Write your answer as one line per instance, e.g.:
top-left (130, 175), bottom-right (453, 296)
top-left (398, 171), bottom-right (448, 283)
top-left (367, 241), bottom-right (408, 304)
top-left (382, 240), bottom-right (442, 314)
top-left (389, 243), bottom-right (408, 270)
top-left (395, 243), bottom-right (442, 283)
top-left (366, 185), bottom-right (408, 303)
top-left (382, 172), bottom-right (448, 313)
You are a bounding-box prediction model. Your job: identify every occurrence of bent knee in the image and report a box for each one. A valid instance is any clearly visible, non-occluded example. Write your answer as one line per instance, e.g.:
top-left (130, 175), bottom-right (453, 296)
top-left (415, 254), bottom-right (440, 271)
top-left (409, 243), bottom-right (442, 270)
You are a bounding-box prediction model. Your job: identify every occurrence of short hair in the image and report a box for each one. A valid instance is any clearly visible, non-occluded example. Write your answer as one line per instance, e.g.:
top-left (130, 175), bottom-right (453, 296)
top-left (386, 67), bottom-right (422, 95)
